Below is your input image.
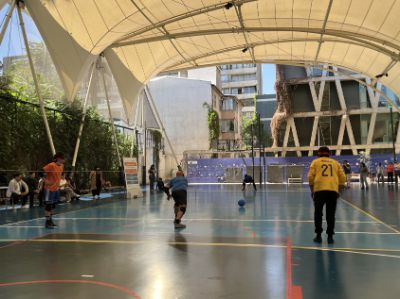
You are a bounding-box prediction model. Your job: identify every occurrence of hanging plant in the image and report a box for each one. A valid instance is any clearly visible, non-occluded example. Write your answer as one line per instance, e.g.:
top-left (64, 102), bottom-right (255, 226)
top-left (203, 102), bottom-right (220, 149)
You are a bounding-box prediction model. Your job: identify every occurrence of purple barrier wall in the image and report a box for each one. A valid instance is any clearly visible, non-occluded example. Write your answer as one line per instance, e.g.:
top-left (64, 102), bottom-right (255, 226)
top-left (186, 154), bottom-right (395, 183)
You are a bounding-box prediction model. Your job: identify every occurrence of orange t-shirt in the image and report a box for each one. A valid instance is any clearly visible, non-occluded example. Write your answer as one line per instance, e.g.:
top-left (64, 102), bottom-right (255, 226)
top-left (43, 162), bottom-right (64, 191)
top-left (387, 164), bottom-right (394, 173)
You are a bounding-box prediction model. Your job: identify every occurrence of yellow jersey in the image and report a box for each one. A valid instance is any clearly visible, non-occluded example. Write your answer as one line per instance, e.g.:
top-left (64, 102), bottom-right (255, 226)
top-left (308, 157), bottom-right (346, 193)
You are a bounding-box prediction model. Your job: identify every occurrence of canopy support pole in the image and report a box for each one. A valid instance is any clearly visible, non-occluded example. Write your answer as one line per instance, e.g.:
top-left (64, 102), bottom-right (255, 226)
top-left (71, 62), bottom-right (95, 173)
top-left (130, 95), bottom-right (141, 157)
top-left (17, 1), bottom-right (56, 155)
top-left (0, 0), bottom-right (16, 46)
top-left (144, 86), bottom-right (179, 167)
top-left (100, 56), bottom-right (122, 167)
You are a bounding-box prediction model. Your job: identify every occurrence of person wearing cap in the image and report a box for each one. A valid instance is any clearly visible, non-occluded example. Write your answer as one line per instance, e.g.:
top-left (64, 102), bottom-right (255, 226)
top-left (168, 171), bottom-right (188, 229)
top-left (43, 152), bottom-right (65, 228)
top-left (308, 146), bottom-right (345, 244)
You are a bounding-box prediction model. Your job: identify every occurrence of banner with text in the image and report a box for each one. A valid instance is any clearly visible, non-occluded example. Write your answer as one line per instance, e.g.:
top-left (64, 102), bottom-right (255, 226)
top-left (123, 157), bottom-right (142, 198)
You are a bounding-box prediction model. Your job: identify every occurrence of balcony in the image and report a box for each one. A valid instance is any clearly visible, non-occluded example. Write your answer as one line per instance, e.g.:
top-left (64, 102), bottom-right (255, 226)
top-left (221, 80), bottom-right (258, 88)
top-left (220, 67), bottom-right (258, 75)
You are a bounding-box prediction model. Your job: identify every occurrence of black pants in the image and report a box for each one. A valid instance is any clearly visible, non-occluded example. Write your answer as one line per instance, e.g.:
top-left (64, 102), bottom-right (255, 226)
top-left (92, 182), bottom-right (102, 196)
top-left (313, 191), bottom-right (338, 236)
top-left (10, 192), bottom-right (20, 205)
top-left (21, 192), bottom-right (35, 207)
top-left (395, 171), bottom-right (400, 183)
top-left (388, 172), bottom-right (394, 183)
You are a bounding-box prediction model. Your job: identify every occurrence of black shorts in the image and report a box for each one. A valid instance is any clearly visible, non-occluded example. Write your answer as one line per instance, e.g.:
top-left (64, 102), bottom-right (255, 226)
top-left (172, 190), bottom-right (187, 206)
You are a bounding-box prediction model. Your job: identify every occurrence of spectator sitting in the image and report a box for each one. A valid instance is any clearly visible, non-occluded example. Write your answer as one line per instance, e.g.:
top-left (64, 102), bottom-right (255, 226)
top-left (22, 172), bottom-right (39, 208)
top-left (104, 180), bottom-right (112, 192)
top-left (60, 174), bottom-right (80, 203)
top-left (6, 173), bottom-right (29, 208)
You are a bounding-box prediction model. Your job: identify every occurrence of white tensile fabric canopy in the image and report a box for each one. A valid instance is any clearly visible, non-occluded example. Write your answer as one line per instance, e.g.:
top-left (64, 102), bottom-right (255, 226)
top-left (2, 0), bottom-right (400, 123)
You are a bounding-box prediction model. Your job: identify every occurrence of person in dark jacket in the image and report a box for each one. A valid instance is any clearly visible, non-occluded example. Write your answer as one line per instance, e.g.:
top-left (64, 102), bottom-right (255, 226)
top-left (22, 172), bottom-right (39, 208)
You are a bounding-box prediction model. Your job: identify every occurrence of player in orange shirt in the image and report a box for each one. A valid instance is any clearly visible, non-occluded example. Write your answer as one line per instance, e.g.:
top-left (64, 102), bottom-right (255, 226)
top-left (308, 147), bottom-right (345, 244)
top-left (43, 152), bottom-right (65, 228)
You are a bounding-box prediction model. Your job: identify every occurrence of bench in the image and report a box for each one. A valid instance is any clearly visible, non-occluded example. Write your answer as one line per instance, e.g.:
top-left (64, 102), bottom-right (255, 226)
top-left (288, 177), bottom-right (303, 184)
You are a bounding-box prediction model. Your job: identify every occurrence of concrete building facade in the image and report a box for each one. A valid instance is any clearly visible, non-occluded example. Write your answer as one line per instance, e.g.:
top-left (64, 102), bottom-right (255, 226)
top-left (148, 76), bottom-right (222, 177)
top-left (271, 65), bottom-right (400, 157)
top-left (220, 64), bottom-right (262, 118)
top-left (211, 90), bottom-right (243, 151)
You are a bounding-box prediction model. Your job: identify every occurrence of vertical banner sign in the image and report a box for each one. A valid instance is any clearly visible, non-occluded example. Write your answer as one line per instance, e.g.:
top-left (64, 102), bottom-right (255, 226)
top-left (123, 157), bottom-right (143, 198)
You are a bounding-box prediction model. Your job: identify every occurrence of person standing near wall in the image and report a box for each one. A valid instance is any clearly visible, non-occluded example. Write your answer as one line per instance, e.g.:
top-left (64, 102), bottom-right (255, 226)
top-left (376, 163), bottom-right (385, 184)
top-left (43, 153), bottom-right (64, 228)
top-left (342, 160), bottom-right (352, 188)
top-left (387, 162), bottom-right (394, 184)
top-left (394, 160), bottom-right (400, 184)
top-left (148, 164), bottom-right (156, 191)
top-left (308, 146), bottom-right (345, 244)
top-left (90, 167), bottom-right (103, 200)
top-left (359, 162), bottom-right (369, 190)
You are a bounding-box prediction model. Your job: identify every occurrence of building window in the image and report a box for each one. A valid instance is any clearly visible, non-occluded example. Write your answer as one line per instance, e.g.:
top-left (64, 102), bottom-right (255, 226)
top-left (221, 75), bottom-right (229, 82)
top-left (221, 99), bottom-right (235, 111)
top-left (220, 120), bottom-right (235, 132)
top-left (243, 86), bottom-right (256, 94)
top-left (222, 88), bottom-right (231, 94)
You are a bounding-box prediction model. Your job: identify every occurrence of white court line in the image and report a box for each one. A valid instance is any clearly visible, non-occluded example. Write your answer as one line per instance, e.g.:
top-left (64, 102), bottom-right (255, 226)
top-left (0, 226), bottom-right (44, 228)
top-left (52, 217), bottom-right (378, 224)
top-left (0, 226), bottom-right (394, 235)
top-left (335, 231), bottom-right (399, 235)
top-left (340, 198), bottom-right (400, 234)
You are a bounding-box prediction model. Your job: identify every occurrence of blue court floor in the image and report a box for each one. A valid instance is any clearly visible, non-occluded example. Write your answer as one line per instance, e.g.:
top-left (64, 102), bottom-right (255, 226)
top-left (0, 184), bottom-right (399, 298)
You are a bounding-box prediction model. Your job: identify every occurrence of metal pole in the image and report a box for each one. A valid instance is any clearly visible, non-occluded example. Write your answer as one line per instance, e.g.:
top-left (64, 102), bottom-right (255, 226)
top-left (390, 106), bottom-right (396, 162)
top-left (130, 96), bottom-right (141, 157)
top-left (144, 86), bottom-right (179, 167)
top-left (258, 113), bottom-right (262, 187)
top-left (0, 1), bottom-right (16, 46)
top-left (142, 122), bottom-right (147, 186)
top-left (100, 57), bottom-right (122, 166)
top-left (71, 63), bottom-right (95, 171)
top-left (17, 2), bottom-right (56, 155)
top-left (141, 94), bottom-right (146, 186)
top-left (251, 121), bottom-right (255, 179)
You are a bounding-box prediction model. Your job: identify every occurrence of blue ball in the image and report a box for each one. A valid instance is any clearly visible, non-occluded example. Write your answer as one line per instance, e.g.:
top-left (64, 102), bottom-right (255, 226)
top-left (238, 199), bottom-right (246, 207)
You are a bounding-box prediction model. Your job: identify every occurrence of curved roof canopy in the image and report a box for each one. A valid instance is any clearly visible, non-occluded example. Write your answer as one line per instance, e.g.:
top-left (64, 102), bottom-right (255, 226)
top-left (3, 0), bottom-right (400, 122)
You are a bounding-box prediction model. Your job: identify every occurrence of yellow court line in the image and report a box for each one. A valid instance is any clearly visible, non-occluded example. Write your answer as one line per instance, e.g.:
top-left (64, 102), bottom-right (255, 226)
top-left (340, 198), bottom-right (400, 234)
top-left (2, 238), bottom-right (400, 259)
top-left (2, 238), bottom-right (400, 253)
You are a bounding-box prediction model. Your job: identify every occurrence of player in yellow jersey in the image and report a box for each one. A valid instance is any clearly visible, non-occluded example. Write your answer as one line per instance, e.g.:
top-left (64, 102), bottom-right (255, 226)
top-left (308, 147), bottom-right (346, 244)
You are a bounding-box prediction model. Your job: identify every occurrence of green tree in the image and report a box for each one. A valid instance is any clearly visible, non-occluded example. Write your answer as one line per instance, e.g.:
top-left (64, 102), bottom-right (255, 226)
top-left (4, 42), bottom-right (65, 104)
top-left (203, 102), bottom-right (219, 149)
top-left (0, 90), bottom-right (135, 189)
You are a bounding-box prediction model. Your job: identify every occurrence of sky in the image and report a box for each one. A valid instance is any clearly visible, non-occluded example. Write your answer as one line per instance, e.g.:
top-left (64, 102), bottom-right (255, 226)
top-left (0, 4), bottom-right (276, 95)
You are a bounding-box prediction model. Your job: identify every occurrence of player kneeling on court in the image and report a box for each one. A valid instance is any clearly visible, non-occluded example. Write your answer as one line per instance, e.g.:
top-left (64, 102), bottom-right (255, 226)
top-left (168, 171), bottom-right (188, 229)
top-left (308, 147), bottom-right (345, 244)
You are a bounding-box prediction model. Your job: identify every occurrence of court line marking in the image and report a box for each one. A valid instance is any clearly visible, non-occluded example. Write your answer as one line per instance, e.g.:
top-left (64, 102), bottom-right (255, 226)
top-left (340, 198), bottom-right (400, 234)
top-left (50, 217), bottom-right (379, 224)
top-left (0, 227), bottom-right (394, 235)
top-left (2, 238), bottom-right (400, 255)
top-left (0, 280), bottom-right (141, 298)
